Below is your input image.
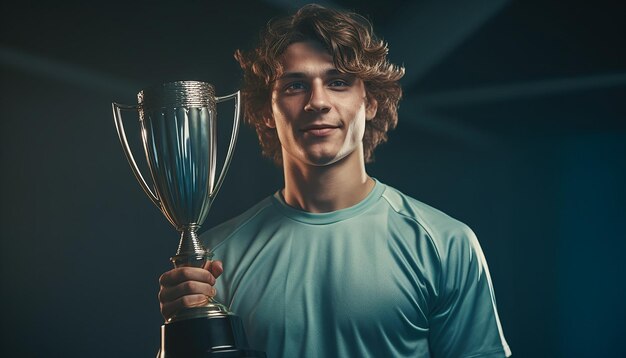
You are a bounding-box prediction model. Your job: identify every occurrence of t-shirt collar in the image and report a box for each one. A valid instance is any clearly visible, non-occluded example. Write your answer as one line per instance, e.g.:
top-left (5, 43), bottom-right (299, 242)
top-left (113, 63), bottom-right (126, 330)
top-left (271, 178), bottom-right (385, 225)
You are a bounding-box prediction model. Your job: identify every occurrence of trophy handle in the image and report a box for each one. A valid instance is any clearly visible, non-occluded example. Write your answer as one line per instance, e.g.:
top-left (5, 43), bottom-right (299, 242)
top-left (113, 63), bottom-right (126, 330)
top-left (112, 102), bottom-right (160, 208)
top-left (211, 91), bottom-right (241, 199)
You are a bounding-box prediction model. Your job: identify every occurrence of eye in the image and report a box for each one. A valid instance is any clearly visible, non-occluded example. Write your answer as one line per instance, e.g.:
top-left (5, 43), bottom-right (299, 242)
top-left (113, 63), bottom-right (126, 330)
top-left (284, 81), bottom-right (307, 93)
top-left (328, 79), bottom-right (349, 88)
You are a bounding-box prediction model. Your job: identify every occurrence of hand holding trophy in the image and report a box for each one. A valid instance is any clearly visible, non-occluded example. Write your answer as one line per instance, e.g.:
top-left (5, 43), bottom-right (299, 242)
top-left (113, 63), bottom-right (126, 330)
top-left (113, 81), bottom-right (265, 357)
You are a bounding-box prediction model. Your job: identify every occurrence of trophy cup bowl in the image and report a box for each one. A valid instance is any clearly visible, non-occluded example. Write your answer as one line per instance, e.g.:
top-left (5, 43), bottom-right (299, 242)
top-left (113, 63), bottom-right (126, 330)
top-left (113, 81), bottom-right (265, 357)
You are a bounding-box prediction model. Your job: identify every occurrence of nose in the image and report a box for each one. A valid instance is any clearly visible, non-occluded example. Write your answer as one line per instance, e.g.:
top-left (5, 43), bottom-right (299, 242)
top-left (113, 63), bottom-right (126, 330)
top-left (304, 82), bottom-right (331, 113)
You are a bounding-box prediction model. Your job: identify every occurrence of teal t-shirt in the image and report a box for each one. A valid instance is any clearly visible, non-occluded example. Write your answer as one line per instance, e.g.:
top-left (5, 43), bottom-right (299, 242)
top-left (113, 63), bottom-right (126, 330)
top-left (201, 180), bottom-right (511, 357)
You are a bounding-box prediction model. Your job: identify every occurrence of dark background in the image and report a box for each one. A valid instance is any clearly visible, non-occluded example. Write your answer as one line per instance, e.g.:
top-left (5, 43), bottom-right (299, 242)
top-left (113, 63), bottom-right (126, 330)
top-left (1, 0), bottom-right (625, 357)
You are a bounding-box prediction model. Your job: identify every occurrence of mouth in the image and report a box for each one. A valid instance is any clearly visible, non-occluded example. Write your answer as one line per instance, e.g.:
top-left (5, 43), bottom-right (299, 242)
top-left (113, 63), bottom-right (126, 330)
top-left (300, 123), bottom-right (341, 137)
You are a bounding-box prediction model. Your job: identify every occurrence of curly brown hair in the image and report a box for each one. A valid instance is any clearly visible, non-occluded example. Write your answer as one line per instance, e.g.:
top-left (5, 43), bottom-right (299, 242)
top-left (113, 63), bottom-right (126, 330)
top-left (234, 4), bottom-right (405, 165)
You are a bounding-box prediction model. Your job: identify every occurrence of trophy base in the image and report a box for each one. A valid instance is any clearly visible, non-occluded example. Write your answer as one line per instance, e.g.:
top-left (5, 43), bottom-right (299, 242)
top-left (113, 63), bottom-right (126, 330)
top-left (159, 314), bottom-right (265, 358)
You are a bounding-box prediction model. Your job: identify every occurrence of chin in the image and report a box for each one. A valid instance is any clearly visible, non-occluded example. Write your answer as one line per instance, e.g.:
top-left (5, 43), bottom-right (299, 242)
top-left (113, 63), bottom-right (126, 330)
top-left (302, 155), bottom-right (335, 167)
top-left (304, 150), bottom-right (350, 167)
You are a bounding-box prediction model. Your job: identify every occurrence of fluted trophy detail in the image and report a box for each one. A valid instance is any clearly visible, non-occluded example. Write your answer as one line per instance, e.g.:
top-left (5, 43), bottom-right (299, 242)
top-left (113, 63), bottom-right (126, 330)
top-left (113, 81), bottom-right (265, 357)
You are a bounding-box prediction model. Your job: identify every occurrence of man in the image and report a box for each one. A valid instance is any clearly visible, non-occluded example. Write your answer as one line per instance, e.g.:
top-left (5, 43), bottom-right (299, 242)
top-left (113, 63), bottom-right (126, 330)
top-left (159, 4), bottom-right (512, 357)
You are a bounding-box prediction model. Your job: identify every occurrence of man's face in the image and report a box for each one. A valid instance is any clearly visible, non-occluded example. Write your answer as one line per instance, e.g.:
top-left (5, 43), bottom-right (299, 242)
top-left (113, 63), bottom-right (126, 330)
top-left (266, 41), bottom-right (377, 167)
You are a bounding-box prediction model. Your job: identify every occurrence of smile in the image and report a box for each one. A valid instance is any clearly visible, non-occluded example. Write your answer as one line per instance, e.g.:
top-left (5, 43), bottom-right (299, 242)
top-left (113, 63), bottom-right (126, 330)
top-left (301, 124), bottom-right (340, 137)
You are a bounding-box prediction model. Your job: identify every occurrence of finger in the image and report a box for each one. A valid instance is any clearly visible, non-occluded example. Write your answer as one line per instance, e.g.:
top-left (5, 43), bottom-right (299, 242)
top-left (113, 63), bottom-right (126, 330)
top-left (159, 267), bottom-right (213, 287)
top-left (159, 280), bottom-right (216, 303)
top-left (207, 260), bottom-right (224, 278)
top-left (161, 294), bottom-right (211, 320)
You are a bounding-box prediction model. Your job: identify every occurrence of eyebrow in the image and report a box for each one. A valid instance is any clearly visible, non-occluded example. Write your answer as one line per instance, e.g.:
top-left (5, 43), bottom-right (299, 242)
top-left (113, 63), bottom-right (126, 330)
top-left (277, 69), bottom-right (349, 81)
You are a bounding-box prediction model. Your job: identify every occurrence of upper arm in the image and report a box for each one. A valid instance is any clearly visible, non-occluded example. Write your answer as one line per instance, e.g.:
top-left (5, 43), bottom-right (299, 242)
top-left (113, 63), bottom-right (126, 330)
top-left (427, 227), bottom-right (511, 357)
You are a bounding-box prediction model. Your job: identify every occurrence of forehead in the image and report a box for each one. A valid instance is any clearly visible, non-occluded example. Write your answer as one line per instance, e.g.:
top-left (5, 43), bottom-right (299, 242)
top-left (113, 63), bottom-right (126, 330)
top-left (279, 40), bottom-right (335, 73)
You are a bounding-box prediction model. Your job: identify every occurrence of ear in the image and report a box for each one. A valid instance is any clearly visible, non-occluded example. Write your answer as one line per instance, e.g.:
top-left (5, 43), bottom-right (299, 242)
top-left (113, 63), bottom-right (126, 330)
top-left (264, 115), bottom-right (276, 128)
top-left (261, 104), bottom-right (276, 128)
top-left (365, 97), bottom-right (378, 121)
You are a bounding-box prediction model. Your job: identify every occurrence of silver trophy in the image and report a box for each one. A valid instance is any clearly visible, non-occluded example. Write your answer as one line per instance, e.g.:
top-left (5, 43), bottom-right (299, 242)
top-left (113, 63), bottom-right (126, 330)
top-left (113, 81), bottom-right (264, 357)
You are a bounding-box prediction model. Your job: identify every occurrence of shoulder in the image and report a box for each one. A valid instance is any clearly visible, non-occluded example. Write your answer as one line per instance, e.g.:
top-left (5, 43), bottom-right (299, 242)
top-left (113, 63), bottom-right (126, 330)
top-left (200, 195), bottom-right (276, 250)
top-left (379, 183), bottom-right (480, 259)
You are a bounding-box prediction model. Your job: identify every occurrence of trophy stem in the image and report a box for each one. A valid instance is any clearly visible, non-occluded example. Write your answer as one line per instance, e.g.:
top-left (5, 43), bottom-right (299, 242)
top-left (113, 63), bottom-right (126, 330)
top-left (171, 224), bottom-right (210, 268)
top-left (168, 223), bottom-right (232, 323)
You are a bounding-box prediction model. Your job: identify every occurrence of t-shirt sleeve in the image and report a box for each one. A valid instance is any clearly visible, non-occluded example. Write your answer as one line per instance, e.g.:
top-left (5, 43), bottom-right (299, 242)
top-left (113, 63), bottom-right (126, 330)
top-left (428, 226), bottom-right (511, 357)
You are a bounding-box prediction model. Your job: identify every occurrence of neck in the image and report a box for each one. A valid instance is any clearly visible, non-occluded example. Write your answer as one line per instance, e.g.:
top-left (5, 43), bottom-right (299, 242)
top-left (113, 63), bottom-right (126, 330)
top-left (281, 149), bottom-right (375, 213)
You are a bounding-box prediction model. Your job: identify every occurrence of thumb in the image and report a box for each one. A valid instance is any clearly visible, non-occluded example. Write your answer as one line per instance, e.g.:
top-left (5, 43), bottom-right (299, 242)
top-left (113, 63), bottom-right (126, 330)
top-left (205, 260), bottom-right (224, 278)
